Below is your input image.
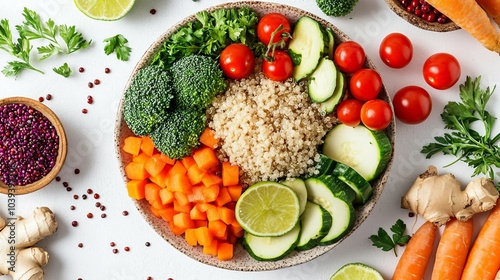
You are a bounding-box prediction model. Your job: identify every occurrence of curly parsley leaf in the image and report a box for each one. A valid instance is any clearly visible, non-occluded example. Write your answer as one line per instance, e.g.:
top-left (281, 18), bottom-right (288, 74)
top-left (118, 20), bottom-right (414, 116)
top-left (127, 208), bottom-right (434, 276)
top-left (369, 219), bottom-right (410, 256)
top-left (53, 62), bottom-right (71, 77)
top-left (103, 34), bottom-right (131, 61)
top-left (59, 24), bottom-right (92, 54)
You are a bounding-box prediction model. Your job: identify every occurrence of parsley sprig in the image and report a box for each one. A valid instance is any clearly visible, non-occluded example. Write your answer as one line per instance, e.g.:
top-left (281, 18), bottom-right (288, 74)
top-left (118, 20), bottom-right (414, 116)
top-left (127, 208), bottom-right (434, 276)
top-left (421, 76), bottom-right (500, 189)
top-left (369, 219), bottom-right (411, 256)
top-left (53, 62), bottom-right (72, 77)
top-left (103, 34), bottom-right (132, 61)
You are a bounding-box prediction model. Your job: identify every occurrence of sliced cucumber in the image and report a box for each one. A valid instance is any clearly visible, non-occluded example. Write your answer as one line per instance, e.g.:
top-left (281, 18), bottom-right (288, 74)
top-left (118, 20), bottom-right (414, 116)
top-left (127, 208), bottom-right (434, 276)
top-left (318, 70), bottom-right (345, 115)
top-left (288, 16), bottom-right (327, 81)
top-left (296, 201), bottom-right (332, 251)
top-left (308, 57), bottom-right (338, 103)
top-left (243, 222), bottom-right (301, 261)
top-left (322, 124), bottom-right (392, 181)
top-left (315, 154), bottom-right (337, 176)
top-left (282, 178), bottom-right (308, 216)
top-left (326, 27), bottom-right (335, 59)
top-left (332, 163), bottom-right (373, 204)
top-left (304, 176), bottom-right (356, 245)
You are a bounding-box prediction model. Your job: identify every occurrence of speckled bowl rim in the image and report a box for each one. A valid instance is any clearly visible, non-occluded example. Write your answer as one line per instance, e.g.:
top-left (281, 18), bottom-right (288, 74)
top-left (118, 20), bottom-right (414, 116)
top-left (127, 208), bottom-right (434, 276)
top-left (114, 1), bottom-right (395, 271)
top-left (0, 96), bottom-right (67, 195)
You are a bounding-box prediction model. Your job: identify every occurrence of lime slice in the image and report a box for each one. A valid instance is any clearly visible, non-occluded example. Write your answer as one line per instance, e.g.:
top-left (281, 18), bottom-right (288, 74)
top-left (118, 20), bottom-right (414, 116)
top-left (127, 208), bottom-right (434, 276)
top-left (330, 263), bottom-right (384, 280)
top-left (74, 0), bottom-right (136, 21)
top-left (235, 181), bottom-right (300, 237)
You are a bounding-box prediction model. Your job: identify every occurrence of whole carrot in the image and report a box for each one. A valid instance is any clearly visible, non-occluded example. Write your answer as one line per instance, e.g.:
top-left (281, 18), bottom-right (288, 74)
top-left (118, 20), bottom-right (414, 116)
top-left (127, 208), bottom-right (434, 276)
top-left (476, 0), bottom-right (500, 27)
top-left (425, 0), bottom-right (500, 53)
top-left (431, 218), bottom-right (474, 280)
top-left (461, 199), bottom-right (500, 280)
top-left (392, 221), bottom-right (438, 280)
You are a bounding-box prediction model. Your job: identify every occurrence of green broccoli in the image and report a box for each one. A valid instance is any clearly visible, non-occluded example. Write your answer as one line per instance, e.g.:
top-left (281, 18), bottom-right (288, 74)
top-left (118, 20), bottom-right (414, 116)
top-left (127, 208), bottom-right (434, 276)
top-left (316, 0), bottom-right (359, 17)
top-left (123, 65), bottom-right (175, 136)
top-left (170, 55), bottom-right (227, 110)
top-left (150, 109), bottom-right (207, 159)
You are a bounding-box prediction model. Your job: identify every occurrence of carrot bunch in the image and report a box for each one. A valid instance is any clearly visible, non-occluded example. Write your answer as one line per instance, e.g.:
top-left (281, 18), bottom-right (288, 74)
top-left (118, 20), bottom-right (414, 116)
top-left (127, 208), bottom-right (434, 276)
top-left (122, 128), bottom-right (244, 261)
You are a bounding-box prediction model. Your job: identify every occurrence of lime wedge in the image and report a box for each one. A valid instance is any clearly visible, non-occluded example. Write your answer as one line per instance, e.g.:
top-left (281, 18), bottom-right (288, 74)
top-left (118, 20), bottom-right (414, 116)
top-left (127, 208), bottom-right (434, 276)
top-left (235, 181), bottom-right (300, 237)
top-left (330, 263), bottom-right (384, 280)
top-left (74, 0), bottom-right (136, 21)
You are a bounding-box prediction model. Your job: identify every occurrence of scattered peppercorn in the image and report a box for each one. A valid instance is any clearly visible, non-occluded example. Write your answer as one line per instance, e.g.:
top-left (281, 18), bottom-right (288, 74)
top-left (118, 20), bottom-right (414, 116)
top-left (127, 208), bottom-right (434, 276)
top-left (87, 96), bottom-right (93, 104)
top-left (93, 193), bottom-right (100, 199)
top-left (147, 277), bottom-right (152, 280)
top-left (101, 213), bottom-right (107, 218)
top-left (70, 205), bottom-right (76, 210)
top-left (100, 205), bottom-right (106, 211)
top-left (63, 182), bottom-right (69, 187)
top-left (124, 246), bottom-right (130, 252)
top-left (87, 213), bottom-right (93, 219)
top-left (66, 187), bottom-right (72, 192)
top-left (78, 67), bottom-right (85, 73)
top-left (74, 168), bottom-right (80, 174)
top-left (73, 194), bottom-right (79, 200)
top-left (38, 96), bottom-right (44, 102)
top-left (56, 176), bottom-right (61, 182)
top-left (110, 242), bottom-right (116, 247)
top-left (112, 249), bottom-right (118, 254)
top-left (78, 243), bottom-right (83, 248)
top-left (150, 9), bottom-right (156, 15)
top-left (122, 211), bottom-right (129, 216)
top-left (71, 221), bottom-right (78, 227)
top-left (88, 82), bottom-right (94, 88)
top-left (46, 94), bottom-right (52, 100)
top-left (82, 108), bottom-right (88, 114)
top-left (409, 212), bottom-right (415, 217)
top-left (94, 79), bottom-right (100, 85)
top-left (87, 188), bottom-right (93, 194)
top-left (145, 242), bottom-right (150, 247)
top-left (95, 202), bottom-right (101, 207)
top-left (104, 68), bottom-right (111, 74)
top-left (82, 194), bottom-right (87, 200)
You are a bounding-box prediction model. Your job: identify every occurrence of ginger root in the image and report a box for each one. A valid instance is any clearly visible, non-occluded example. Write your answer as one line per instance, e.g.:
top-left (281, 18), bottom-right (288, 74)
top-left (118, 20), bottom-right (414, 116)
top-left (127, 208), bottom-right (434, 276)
top-left (401, 165), bottom-right (499, 226)
top-left (0, 207), bottom-right (58, 280)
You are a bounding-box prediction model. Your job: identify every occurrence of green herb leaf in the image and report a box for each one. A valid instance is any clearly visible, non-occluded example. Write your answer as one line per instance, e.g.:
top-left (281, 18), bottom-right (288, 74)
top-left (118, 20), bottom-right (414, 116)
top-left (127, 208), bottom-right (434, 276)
top-left (103, 34), bottom-right (131, 61)
top-left (53, 62), bottom-right (71, 77)
top-left (59, 24), bottom-right (91, 54)
top-left (369, 219), bottom-right (410, 256)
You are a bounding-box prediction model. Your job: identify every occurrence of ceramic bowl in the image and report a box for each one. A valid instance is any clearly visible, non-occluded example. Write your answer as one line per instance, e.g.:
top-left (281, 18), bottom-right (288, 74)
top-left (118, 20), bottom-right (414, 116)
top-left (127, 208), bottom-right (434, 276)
top-left (385, 0), bottom-right (460, 32)
top-left (115, 1), bottom-right (395, 271)
top-left (0, 97), bottom-right (67, 195)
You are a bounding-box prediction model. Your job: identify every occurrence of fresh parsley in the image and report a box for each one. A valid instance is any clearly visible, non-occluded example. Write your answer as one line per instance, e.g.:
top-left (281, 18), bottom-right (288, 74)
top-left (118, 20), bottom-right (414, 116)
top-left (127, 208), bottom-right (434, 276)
top-left (369, 219), bottom-right (411, 256)
top-left (421, 76), bottom-right (500, 189)
top-left (103, 34), bottom-right (132, 61)
top-left (53, 62), bottom-right (71, 77)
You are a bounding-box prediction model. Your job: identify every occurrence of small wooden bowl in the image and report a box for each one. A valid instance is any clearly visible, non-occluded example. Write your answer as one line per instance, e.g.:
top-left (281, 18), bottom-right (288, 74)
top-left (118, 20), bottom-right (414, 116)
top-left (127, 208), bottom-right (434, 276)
top-left (385, 0), bottom-right (460, 32)
top-left (0, 97), bottom-right (67, 195)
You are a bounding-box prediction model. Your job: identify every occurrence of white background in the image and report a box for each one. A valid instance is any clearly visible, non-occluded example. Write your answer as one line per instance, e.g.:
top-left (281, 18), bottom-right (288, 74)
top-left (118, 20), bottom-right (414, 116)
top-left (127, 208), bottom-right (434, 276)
top-left (1, 0), bottom-right (499, 279)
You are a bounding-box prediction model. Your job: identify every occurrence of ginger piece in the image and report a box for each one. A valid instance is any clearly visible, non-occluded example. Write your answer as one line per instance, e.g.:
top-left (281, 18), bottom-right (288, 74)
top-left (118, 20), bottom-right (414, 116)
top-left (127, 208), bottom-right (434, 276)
top-left (401, 165), bottom-right (499, 226)
top-left (0, 207), bottom-right (58, 280)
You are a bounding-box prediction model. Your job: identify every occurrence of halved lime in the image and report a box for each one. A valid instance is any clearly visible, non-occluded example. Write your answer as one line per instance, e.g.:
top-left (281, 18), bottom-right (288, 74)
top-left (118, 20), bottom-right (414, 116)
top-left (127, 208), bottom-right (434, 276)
top-left (330, 263), bottom-right (384, 280)
top-left (74, 0), bottom-right (136, 21)
top-left (235, 181), bottom-right (300, 237)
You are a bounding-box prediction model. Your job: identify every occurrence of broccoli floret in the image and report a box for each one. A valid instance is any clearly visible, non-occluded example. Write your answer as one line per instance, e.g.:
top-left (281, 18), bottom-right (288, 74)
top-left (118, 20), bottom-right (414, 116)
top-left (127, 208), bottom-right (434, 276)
top-left (316, 0), bottom-right (359, 17)
top-left (170, 55), bottom-right (227, 110)
top-left (123, 65), bottom-right (175, 136)
top-left (150, 109), bottom-right (206, 159)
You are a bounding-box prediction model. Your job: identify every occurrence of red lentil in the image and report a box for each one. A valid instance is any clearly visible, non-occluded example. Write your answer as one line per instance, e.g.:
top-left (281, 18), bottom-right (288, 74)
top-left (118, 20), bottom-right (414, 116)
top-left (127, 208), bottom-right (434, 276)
top-left (87, 82), bottom-right (94, 88)
top-left (94, 79), bottom-right (100, 85)
top-left (46, 94), bottom-right (52, 100)
top-left (110, 242), bottom-right (116, 247)
top-left (104, 68), bottom-right (111, 74)
top-left (87, 213), bottom-right (93, 219)
top-left (73, 194), bottom-right (79, 200)
top-left (38, 96), bottom-right (44, 102)
top-left (122, 210), bottom-right (129, 216)
top-left (101, 213), bottom-right (107, 218)
top-left (82, 108), bottom-right (88, 114)
top-left (124, 246), bottom-right (130, 252)
top-left (93, 193), bottom-right (100, 199)
top-left (71, 221), bottom-right (78, 227)
top-left (100, 205), bottom-right (106, 211)
top-left (78, 67), bottom-right (85, 73)
top-left (87, 188), bottom-right (93, 194)
top-left (112, 249), bottom-right (118, 254)
top-left (95, 202), bottom-right (101, 207)
top-left (70, 205), bottom-right (76, 210)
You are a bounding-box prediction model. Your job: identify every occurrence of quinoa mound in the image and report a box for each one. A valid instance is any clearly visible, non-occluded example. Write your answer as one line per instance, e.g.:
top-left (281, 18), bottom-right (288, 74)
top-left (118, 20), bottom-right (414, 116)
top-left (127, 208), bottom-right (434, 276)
top-left (207, 67), bottom-right (336, 186)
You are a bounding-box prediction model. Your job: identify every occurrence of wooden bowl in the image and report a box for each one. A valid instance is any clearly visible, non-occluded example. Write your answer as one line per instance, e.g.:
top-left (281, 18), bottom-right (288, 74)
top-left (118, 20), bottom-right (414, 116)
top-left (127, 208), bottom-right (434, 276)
top-left (385, 0), bottom-right (460, 32)
top-left (0, 97), bottom-right (67, 195)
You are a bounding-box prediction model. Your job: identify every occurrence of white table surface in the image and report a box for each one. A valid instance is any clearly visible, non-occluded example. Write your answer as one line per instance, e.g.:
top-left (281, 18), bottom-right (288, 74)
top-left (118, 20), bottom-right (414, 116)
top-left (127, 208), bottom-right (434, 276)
top-left (1, 0), bottom-right (499, 279)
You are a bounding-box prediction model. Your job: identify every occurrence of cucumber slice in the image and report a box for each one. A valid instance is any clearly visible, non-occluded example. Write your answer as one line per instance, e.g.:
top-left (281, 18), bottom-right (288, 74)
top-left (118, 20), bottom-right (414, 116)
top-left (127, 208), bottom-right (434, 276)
top-left (326, 27), bottom-right (335, 59)
top-left (318, 70), bottom-right (345, 115)
top-left (282, 178), bottom-right (308, 216)
top-left (288, 16), bottom-right (327, 81)
top-left (296, 201), bottom-right (332, 251)
top-left (315, 154), bottom-right (337, 176)
top-left (322, 124), bottom-right (392, 181)
top-left (243, 222), bottom-right (301, 261)
top-left (305, 176), bottom-right (356, 245)
top-left (332, 163), bottom-right (373, 204)
top-left (308, 57), bottom-right (338, 103)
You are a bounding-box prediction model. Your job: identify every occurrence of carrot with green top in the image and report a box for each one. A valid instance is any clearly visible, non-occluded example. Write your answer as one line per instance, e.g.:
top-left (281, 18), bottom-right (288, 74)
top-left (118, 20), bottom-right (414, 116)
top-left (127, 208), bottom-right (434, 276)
top-left (392, 221), bottom-right (438, 280)
top-left (431, 218), bottom-right (474, 280)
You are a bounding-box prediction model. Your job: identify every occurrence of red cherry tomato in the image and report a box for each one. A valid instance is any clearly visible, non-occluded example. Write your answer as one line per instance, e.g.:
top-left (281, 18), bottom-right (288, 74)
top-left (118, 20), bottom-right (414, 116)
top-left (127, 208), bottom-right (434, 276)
top-left (393, 86), bottom-right (432, 124)
top-left (349, 69), bottom-right (383, 101)
top-left (379, 33), bottom-right (413, 68)
top-left (360, 99), bottom-right (393, 131)
top-left (262, 51), bottom-right (293, 81)
top-left (257, 13), bottom-right (291, 45)
top-left (423, 53), bottom-right (461, 90)
top-left (334, 41), bottom-right (366, 73)
top-left (219, 44), bottom-right (255, 79)
top-left (336, 99), bottom-right (363, 127)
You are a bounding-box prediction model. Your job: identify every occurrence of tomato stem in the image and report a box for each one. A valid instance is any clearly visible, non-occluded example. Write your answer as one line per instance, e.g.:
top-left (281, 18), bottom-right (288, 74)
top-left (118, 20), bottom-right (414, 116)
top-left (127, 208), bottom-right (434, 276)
top-left (264, 24), bottom-right (291, 62)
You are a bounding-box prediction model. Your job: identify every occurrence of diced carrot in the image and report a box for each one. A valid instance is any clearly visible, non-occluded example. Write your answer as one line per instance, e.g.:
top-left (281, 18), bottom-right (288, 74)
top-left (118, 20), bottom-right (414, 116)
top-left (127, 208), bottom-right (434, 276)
top-left (158, 206), bottom-right (177, 222)
top-left (144, 183), bottom-right (162, 206)
top-left (193, 146), bottom-right (220, 171)
top-left (159, 153), bottom-right (176, 165)
top-left (174, 191), bottom-right (190, 207)
top-left (227, 185), bottom-right (243, 201)
top-left (167, 173), bottom-right (192, 194)
top-left (149, 204), bottom-right (162, 218)
top-left (149, 165), bottom-right (172, 188)
top-left (187, 185), bottom-right (205, 203)
top-left (187, 164), bottom-right (206, 185)
top-left (169, 160), bottom-right (188, 177)
top-left (202, 185), bottom-right (220, 203)
top-left (181, 156), bottom-right (196, 170)
top-left (203, 239), bottom-right (218, 256)
top-left (190, 204), bottom-right (208, 221)
top-left (122, 136), bottom-right (142, 156)
top-left (218, 206), bottom-right (235, 225)
top-left (195, 227), bottom-right (214, 246)
top-left (126, 179), bottom-right (147, 200)
top-left (132, 152), bottom-right (151, 163)
top-left (194, 220), bottom-right (208, 228)
top-left (222, 162), bottom-right (239, 186)
top-left (168, 221), bottom-right (186, 236)
top-left (227, 231), bottom-right (239, 244)
top-left (201, 174), bottom-right (222, 188)
top-left (184, 228), bottom-right (198, 246)
top-left (229, 223), bottom-right (244, 238)
top-left (196, 202), bottom-right (211, 213)
top-left (173, 200), bottom-right (192, 213)
top-left (217, 242), bottom-right (233, 261)
top-left (140, 136), bottom-right (155, 157)
top-left (215, 187), bottom-right (232, 206)
top-left (173, 212), bottom-right (195, 229)
top-left (199, 128), bottom-right (219, 148)
top-left (209, 220), bottom-right (227, 239)
top-left (159, 188), bottom-right (174, 204)
top-left (144, 154), bottom-right (167, 177)
top-left (206, 205), bottom-right (220, 221)
top-left (125, 161), bottom-right (149, 180)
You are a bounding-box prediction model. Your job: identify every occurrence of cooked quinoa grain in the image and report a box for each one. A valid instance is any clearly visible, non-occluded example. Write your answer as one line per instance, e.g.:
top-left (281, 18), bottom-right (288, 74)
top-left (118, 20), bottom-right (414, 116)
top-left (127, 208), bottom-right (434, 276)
top-left (207, 66), bottom-right (336, 185)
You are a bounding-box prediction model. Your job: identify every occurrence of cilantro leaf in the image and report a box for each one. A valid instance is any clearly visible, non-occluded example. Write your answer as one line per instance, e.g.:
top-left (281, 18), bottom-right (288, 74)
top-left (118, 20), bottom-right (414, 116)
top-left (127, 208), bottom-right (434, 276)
top-left (369, 219), bottom-right (411, 256)
top-left (53, 62), bottom-right (71, 77)
top-left (59, 24), bottom-right (91, 54)
top-left (103, 34), bottom-right (131, 61)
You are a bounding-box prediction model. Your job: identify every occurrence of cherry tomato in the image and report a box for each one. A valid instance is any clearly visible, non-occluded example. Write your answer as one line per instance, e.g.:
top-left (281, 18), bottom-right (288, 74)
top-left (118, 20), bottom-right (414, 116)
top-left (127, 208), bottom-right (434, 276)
top-left (379, 33), bottom-right (413, 68)
top-left (336, 99), bottom-right (363, 127)
top-left (360, 99), bottom-right (393, 131)
top-left (423, 53), bottom-right (461, 90)
top-left (219, 44), bottom-right (255, 79)
top-left (393, 86), bottom-right (432, 124)
top-left (262, 51), bottom-right (293, 81)
top-left (257, 13), bottom-right (291, 45)
top-left (349, 69), bottom-right (383, 101)
top-left (334, 41), bottom-right (366, 73)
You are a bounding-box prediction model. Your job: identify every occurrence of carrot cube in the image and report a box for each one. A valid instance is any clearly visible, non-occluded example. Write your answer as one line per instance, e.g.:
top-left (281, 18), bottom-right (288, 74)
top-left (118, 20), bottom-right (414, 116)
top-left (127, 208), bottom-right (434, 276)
top-left (187, 164), bottom-right (206, 185)
top-left (184, 228), bottom-right (198, 246)
top-left (222, 162), bottom-right (239, 186)
top-left (173, 212), bottom-right (195, 229)
top-left (144, 154), bottom-right (167, 177)
top-left (199, 128), bottom-right (219, 149)
top-left (125, 161), bottom-right (149, 180)
top-left (126, 179), bottom-right (147, 200)
top-left (227, 185), bottom-right (243, 201)
top-left (168, 221), bottom-right (186, 236)
top-left (173, 200), bottom-right (192, 213)
top-left (122, 136), bottom-right (142, 156)
top-left (215, 187), bottom-right (232, 206)
top-left (140, 136), bottom-right (155, 157)
top-left (193, 146), bottom-right (220, 171)
top-left (145, 183), bottom-right (162, 205)
top-left (203, 239), bottom-right (218, 256)
top-left (159, 153), bottom-right (176, 165)
top-left (206, 205), bottom-right (220, 221)
top-left (132, 153), bottom-right (150, 163)
top-left (174, 191), bottom-right (190, 207)
top-left (209, 220), bottom-right (227, 239)
top-left (202, 185), bottom-right (220, 203)
top-left (195, 226), bottom-right (214, 246)
top-left (181, 156), bottom-right (197, 170)
top-left (217, 242), bottom-right (233, 261)
top-left (201, 174), bottom-right (222, 188)
top-left (167, 173), bottom-right (192, 194)
top-left (218, 207), bottom-right (235, 225)
top-left (190, 204), bottom-right (208, 220)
